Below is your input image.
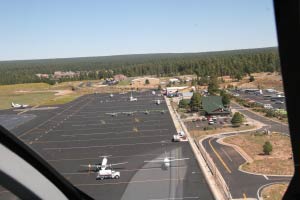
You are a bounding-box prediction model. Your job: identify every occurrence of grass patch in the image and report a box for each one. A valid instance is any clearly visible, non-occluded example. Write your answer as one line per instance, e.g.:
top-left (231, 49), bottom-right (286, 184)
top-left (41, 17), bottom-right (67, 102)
top-left (41, 94), bottom-right (81, 106)
top-left (224, 132), bottom-right (294, 175)
top-left (261, 183), bottom-right (288, 200)
top-left (117, 79), bottom-right (131, 86)
top-left (0, 92), bottom-right (55, 109)
top-left (0, 83), bottom-right (50, 94)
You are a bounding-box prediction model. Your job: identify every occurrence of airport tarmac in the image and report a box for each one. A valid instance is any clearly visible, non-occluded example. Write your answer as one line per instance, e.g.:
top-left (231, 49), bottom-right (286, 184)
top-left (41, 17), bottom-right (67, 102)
top-left (0, 91), bottom-right (213, 200)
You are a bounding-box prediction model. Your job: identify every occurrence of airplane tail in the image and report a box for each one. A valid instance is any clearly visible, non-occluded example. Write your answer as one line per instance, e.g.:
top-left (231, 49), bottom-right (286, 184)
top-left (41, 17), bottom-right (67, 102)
top-left (11, 102), bottom-right (15, 107)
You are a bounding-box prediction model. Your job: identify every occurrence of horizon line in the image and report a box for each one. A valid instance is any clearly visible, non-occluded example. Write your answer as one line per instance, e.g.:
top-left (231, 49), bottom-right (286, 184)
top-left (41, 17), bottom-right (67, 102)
top-left (0, 46), bottom-right (278, 63)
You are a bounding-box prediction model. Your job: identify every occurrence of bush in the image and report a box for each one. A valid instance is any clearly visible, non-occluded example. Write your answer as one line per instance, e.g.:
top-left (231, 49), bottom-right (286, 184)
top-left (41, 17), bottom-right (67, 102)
top-left (263, 141), bottom-right (273, 155)
top-left (203, 126), bottom-right (214, 131)
top-left (179, 99), bottom-right (190, 109)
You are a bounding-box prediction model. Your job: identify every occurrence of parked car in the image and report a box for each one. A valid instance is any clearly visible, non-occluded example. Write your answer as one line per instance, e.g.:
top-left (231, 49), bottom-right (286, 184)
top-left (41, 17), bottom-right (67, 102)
top-left (208, 119), bottom-right (214, 125)
top-left (264, 104), bottom-right (273, 109)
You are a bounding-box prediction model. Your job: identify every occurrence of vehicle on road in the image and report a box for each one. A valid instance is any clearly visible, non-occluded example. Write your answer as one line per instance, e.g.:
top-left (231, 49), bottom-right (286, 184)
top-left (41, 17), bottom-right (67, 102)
top-left (172, 131), bottom-right (186, 142)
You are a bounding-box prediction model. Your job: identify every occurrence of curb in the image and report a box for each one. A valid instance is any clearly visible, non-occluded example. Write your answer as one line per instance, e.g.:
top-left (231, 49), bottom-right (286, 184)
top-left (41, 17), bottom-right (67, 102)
top-left (238, 165), bottom-right (293, 178)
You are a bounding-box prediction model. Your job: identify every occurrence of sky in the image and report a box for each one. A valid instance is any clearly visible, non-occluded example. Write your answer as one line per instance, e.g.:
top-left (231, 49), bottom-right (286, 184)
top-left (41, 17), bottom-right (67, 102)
top-left (0, 0), bottom-right (278, 61)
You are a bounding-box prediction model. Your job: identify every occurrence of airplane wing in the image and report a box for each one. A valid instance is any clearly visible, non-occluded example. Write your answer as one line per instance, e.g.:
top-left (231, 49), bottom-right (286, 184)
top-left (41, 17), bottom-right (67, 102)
top-left (80, 164), bottom-right (99, 168)
top-left (109, 162), bottom-right (128, 166)
top-left (168, 158), bottom-right (190, 162)
top-left (144, 160), bottom-right (164, 163)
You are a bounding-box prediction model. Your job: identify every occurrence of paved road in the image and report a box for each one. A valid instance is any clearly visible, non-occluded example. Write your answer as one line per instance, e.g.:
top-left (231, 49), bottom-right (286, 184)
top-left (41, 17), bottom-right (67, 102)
top-left (200, 102), bottom-right (291, 199)
top-left (202, 136), bottom-right (291, 199)
top-left (0, 91), bottom-right (213, 200)
top-left (231, 102), bottom-right (289, 134)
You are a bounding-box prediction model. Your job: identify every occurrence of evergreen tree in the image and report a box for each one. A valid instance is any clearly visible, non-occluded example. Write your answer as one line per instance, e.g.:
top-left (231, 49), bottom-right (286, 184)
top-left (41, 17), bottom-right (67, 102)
top-left (190, 93), bottom-right (202, 112)
top-left (179, 99), bottom-right (190, 109)
top-left (231, 112), bottom-right (244, 127)
top-left (222, 93), bottom-right (230, 106)
top-left (207, 76), bottom-right (219, 95)
top-left (263, 141), bottom-right (273, 155)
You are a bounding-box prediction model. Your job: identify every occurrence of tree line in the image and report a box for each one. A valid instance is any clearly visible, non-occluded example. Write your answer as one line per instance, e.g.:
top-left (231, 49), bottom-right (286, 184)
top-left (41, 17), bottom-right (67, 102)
top-left (0, 47), bottom-right (280, 85)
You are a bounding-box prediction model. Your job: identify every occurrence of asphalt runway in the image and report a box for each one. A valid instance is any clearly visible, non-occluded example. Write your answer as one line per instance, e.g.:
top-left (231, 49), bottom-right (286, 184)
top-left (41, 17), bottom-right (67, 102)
top-left (0, 91), bottom-right (213, 200)
top-left (0, 114), bottom-right (36, 130)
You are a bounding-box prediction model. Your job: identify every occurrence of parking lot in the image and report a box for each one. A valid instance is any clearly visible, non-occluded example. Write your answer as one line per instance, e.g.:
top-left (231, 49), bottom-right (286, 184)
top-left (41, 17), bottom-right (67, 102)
top-left (231, 89), bottom-right (286, 110)
top-left (185, 116), bottom-right (232, 131)
top-left (0, 91), bottom-right (213, 200)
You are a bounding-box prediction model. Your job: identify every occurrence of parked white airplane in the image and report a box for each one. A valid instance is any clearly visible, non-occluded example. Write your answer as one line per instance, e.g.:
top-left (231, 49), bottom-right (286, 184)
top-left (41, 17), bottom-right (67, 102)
top-left (129, 92), bottom-right (137, 101)
top-left (11, 102), bottom-right (29, 108)
top-left (80, 155), bottom-right (128, 171)
top-left (153, 99), bottom-right (161, 105)
top-left (106, 112), bottom-right (118, 117)
top-left (144, 153), bottom-right (189, 168)
top-left (122, 111), bottom-right (135, 116)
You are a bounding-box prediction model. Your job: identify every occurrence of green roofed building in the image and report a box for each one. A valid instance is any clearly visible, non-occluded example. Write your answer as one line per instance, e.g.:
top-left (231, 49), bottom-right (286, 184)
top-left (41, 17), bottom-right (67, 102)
top-left (202, 96), bottom-right (231, 116)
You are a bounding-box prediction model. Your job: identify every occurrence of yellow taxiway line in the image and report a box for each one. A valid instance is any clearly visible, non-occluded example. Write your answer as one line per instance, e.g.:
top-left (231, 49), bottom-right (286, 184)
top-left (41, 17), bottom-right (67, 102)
top-left (208, 138), bottom-right (232, 173)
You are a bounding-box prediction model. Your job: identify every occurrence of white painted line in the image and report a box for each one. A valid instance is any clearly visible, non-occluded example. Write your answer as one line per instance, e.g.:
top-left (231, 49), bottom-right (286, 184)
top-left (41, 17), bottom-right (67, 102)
top-left (75, 178), bottom-right (185, 187)
top-left (61, 128), bottom-right (169, 137)
top-left (63, 166), bottom-right (187, 175)
top-left (32, 134), bottom-right (169, 144)
top-left (43, 141), bottom-right (172, 151)
top-left (221, 148), bottom-right (232, 162)
top-left (263, 175), bottom-right (269, 180)
top-left (47, 153), bottom-right (162, 162)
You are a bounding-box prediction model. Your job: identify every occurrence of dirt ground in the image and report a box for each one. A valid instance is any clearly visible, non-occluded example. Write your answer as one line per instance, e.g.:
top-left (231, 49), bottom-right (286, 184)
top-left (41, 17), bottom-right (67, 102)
top-left (261, 183), bottom-right (288, 200)
top-left (220, 72), bottom-right (283, 91)
top-left (224, 132), bottom-right (294, 175)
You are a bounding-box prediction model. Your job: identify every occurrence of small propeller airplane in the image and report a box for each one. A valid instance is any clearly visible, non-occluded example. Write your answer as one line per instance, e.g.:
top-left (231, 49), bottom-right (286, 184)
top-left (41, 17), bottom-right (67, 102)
top-left (11, 102), bottom-right (29, 109)
top-left (106, 112), bottom-right (118, 117)
top-left (129, 92), bottom-right (137, 101)
top-left (80, 155), bottom-right (128, 172)
top-left (153, 99), bottom-right (163, 105)
top-left (122, 111), bottom-right (135, 116)
top-left (144, 152), bottom-right (189, 169)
